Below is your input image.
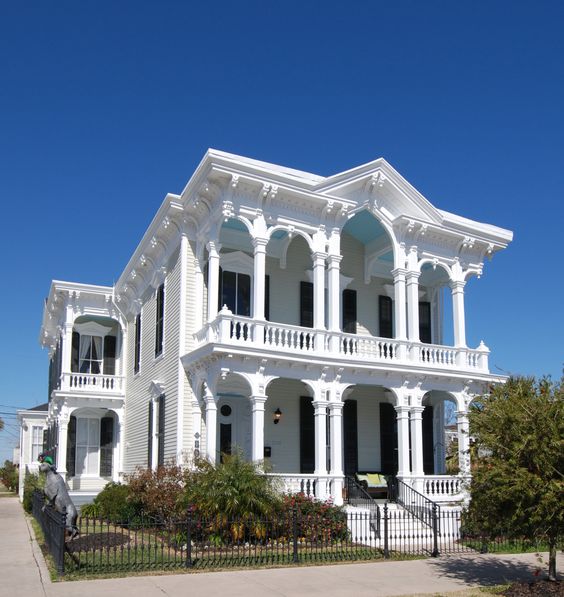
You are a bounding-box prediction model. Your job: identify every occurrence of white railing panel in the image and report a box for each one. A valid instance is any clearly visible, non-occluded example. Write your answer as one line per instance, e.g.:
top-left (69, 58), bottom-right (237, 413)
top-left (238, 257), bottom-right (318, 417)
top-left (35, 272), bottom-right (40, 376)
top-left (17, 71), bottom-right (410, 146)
top-left (60, 372), bottom-right (125, 393)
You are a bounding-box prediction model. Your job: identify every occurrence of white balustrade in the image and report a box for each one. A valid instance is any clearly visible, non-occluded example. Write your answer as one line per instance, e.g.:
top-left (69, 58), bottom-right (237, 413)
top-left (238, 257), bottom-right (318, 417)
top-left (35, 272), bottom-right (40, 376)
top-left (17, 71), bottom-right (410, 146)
top-left (60, 372), bottom-right (125, 393)
top-left (267, 473), bottom-right (333, 500)
top-left (410, 475), bottom-right (470, 502)
top-left (193, 313), bottom-right (490, 373)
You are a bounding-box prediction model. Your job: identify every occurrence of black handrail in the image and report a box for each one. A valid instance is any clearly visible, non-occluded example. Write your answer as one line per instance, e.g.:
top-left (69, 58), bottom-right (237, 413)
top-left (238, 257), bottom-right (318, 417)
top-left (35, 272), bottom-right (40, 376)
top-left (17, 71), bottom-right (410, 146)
top-left (389, 477), bottom-right (440, 530)
top-left (344, 476), bottom-right (381, 537)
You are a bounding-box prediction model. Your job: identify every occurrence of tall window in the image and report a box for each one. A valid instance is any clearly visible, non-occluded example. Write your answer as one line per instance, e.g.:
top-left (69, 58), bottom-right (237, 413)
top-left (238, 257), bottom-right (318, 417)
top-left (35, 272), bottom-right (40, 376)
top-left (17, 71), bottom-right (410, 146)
top-left (71, 332), bottom-right (116, 375)
top-left (31, 426), bottom-right (43, 462)
top-left (134, 313), bottom-right (141, 373)
top-left (342, 289), bottom-right (357, 334)
top-left (75, 418), bottom-right (100, 475)
top-left (379, 295), bottom-right (393, 338)
top-left (155, 284), bottom-right (165, 356)
top-left (219, 270), bottom-right (251, 316)
top-left (419, 301), bottom-right (432, 344)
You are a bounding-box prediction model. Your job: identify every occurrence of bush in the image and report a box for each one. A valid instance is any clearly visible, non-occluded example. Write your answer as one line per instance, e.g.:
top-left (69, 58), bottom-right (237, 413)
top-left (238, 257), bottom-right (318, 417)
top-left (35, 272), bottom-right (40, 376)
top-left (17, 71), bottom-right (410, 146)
top-left (23, 472), bottom-right (44, 513)
top-left (277, 493), bottom-right (349, 542)
top-left (182, 453), bottom-right (281, 519)
top-left (0, 460), bottom-right (19, 492)
top-left (126, 465), bottom-right (187, 522)
top-left (80, 482), bottom-right (141, 523)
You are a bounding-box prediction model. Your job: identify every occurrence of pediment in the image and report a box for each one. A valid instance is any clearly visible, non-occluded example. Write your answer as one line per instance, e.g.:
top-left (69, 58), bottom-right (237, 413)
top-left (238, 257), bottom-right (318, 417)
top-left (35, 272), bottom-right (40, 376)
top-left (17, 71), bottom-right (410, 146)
top-left (314, 159), bottom-right (443, 224)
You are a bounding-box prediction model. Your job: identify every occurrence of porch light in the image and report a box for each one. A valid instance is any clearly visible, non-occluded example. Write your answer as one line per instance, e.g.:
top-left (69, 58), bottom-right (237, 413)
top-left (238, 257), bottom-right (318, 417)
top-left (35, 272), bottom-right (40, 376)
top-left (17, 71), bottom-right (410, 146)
top-left (273, 408), bottom-right (282, 424)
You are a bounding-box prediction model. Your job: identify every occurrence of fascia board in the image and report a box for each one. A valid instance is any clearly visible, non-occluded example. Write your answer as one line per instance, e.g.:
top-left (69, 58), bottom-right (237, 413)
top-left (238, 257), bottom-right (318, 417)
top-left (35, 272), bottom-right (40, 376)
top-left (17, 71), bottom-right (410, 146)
top-left (439, 210), bottom-right (513, 246)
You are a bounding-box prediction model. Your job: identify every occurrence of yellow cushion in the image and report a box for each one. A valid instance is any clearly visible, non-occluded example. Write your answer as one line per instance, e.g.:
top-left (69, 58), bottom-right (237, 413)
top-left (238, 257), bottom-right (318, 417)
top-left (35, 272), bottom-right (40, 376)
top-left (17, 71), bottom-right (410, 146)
top-left (356, 474), bottom-right (369, 484)
top-left (366, 473), bottom-right (386, 487)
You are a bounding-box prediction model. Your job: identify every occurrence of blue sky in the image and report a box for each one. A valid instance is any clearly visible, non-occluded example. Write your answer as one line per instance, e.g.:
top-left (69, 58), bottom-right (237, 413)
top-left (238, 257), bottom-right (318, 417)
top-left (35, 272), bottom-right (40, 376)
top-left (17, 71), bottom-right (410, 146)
top-left (1, 1), bottom-right (563, 462)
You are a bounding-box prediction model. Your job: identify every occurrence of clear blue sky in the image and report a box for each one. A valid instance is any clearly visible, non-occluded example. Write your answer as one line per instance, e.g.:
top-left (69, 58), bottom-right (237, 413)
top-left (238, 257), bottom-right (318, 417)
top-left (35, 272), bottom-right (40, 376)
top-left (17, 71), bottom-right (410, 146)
top-left (1, 1), bottom-right (563, 462)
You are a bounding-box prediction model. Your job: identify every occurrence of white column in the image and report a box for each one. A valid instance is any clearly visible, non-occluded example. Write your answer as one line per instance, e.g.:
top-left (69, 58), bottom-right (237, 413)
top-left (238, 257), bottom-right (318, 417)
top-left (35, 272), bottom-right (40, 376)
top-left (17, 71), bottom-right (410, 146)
top-left (114, 412), bottom-right (124, 482)
top-left (204, 392), bottom-right (218, 464)
top-left (312, 252), bottom-right (327, 351)
top-left (327, 254), bottom-right (342, 352)
top-left (392, 267), bottom-right (407, 360)
top-left (56, 418), bottom-right (69, 481)
top-left (395, 406), bottom-right (411, 477)
top-left (450, 280), bottom-right (467, 348)
top-left (456, 410), bottom-right (470, 475)
top-left (60, 321), bottom-right (74, 379)
top-left (406, 270), bottom-right (420, 342)
top-left (250, 395), bottom-right (266, 464)
top-left (252, 237), bottom-right (267, 345)
top-left (191, 399), bottom-right (203, 459)
top-left (313, 399), bottom-right (329, 476)
top-left (151, 398), bottom-right (159, 470)
top-left (194, 252), bottom-right (204, 333)
top-left (329, 400), bottom-right (344, 505)
top-left (410, 406), bottom-right (425, 480)
top-left (206, 241), bottom-right (221, 323)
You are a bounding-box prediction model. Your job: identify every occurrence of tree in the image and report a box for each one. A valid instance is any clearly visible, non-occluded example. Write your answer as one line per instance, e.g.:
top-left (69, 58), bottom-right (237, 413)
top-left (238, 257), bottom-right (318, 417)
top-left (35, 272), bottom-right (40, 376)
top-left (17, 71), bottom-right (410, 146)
top-left (464, 376), bottom-right (563, 581)
top-left (0, 417), bottom-right (4, 431)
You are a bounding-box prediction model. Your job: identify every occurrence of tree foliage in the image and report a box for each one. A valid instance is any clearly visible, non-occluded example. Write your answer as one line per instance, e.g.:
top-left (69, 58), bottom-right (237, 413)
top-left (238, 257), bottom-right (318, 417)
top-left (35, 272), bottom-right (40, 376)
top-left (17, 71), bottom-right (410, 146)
top-left (465, 376), bottom-right (563, 580)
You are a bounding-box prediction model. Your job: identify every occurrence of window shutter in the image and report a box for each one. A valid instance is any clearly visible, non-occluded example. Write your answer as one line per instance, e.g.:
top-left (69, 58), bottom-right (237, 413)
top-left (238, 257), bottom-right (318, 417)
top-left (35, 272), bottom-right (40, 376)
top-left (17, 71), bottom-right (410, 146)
top-left (300, 281), bottom-right (314, 328)
top-left (134, 314), bottom-right (141, 374)
top-left (147, 401), bottom-right (153, 469)
top-left (100, 417), bottom-right (114, 478)
top-left (66, 416), bottom-right (76, 477)
top-left (380, 403), bottom-right (398, 475)
top-left (157, 394), bottom-right (165, 467)
top-left (155, 284), bottom-right (165, 356)
top-left (422, 405), bottom-right (434, 474)
top-left (103, 335), bottom-right (116, 375)
top-left (299, 396), bottom-right (315, 474)
top-left (419, 301), bottom-right (432, 344)
top-left (71, 332), bottom-right (80, 372)
top-left (342, 289), bottom-right (357, 334)
top-left (343, 400), bottom-right (358, 475)
top-left (264, 275), bottom-right (270, 321)
top-left (379, 295), bottom-right (393, 338)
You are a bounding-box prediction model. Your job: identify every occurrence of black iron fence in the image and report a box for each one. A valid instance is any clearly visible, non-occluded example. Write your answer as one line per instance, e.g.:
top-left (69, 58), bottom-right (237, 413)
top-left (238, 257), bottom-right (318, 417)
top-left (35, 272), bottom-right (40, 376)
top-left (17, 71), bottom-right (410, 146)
top-left (32, 490), bottom-right (67, 575)
top-left (31, 491), bottom-right (562, 577)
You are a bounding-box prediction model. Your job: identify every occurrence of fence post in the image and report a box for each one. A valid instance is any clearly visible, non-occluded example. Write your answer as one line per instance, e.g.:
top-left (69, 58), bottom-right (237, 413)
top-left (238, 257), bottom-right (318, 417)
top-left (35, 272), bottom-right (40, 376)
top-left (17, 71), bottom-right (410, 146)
top-left (292, 506), bottom-right (299, 563)
top-left (57, 507), bottom-right (67, 575)
top-left (185, 508), bottom-right (193, 568)
top-left (431, 502), bottom-right (439, 558)
top-left (383, 503), bottom-right (389, 559)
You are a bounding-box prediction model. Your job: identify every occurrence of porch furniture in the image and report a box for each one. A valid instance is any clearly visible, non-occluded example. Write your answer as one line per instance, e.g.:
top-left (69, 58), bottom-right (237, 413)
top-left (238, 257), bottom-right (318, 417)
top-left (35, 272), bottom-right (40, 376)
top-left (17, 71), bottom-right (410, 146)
top-left (355, 472), bottom-right (389, 498)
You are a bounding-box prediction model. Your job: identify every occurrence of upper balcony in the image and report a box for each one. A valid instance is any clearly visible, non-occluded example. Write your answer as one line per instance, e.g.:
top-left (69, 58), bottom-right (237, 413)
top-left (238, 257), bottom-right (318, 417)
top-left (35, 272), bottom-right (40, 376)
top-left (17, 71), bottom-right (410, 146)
top-left (195, 307), bottom-right (490, 374)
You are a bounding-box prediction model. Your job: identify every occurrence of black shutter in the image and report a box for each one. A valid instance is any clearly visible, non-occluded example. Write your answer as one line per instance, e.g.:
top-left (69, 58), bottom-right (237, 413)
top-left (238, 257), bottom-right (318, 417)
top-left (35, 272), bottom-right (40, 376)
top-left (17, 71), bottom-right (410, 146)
top-left (134, 314), bottom-right (141, 374)
top-left (264, 275), bottom-right (270, 321)
top-left (157, 394), bottom-right (165, 467)
top-left (300, 282), bottom-right (313, 328)
top-left (100, 417), bottom-right (114, 477)
top-left (422, 405), bottom-right (435, 474)
top-left (342, 289), bottom-right (357, 334)
top-left (218, 266), bottom-right (223, 311)
top-left (148, 401), bottom-right (153, 469)
top-left (343, 400), bottom-right (358, 475)
top-left (419, 301), bottom-right (432, 343)
top-left (155, 284), bottom-right (165, 356)
top-left (380, 403), bottom-right (398, 475)
top-left (299, 396), bottom-right (315, 473)
top-left (66, 416), bottom-right (76, 477)
top-left (379, 295), bottom-right (393, 338)
top-left (103, 335), bottom-right (116, 375)
top-left (71, 332), bottom-right (80, 372)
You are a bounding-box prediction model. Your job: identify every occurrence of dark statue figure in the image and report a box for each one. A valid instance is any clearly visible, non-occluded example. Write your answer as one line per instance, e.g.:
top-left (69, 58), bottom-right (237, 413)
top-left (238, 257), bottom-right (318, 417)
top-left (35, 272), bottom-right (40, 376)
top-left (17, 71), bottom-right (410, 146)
top-left (38, 454), bottom-right (79, 538)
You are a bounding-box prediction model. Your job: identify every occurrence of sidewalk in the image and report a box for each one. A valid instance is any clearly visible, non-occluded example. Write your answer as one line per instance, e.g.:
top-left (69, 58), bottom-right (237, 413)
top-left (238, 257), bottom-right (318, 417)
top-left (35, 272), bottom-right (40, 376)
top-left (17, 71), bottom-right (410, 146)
top-left (0, 496), bottom-right (547, 597)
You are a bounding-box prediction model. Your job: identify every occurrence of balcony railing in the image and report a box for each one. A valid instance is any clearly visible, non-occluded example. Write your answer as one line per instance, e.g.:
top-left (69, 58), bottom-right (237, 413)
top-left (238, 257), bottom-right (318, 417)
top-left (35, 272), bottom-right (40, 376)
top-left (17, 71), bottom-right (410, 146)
top-left (195, 307), bottom-right (490, 373)
top-left (59, 372), bottom-right (125, 394)
top-left (407, 474), bottom-right (470, 502)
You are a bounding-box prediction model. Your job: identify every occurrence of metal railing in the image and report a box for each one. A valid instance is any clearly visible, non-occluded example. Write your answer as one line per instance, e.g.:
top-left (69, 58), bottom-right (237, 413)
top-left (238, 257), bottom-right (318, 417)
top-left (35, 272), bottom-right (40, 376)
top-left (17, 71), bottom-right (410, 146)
top-left (389, 477), bottom-right (440, 532)
top-left (32, 490), bottom-right (67, 575)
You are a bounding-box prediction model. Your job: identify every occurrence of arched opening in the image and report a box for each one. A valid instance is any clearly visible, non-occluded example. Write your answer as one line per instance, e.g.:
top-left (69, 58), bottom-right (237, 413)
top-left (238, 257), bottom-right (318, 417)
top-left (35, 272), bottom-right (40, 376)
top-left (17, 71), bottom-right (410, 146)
top-left (341, 210), bottom-right (396, 338)
top-left (422, 391), bottom-right (457, 474)
top-left (419, 263), bottom-right (452, 346)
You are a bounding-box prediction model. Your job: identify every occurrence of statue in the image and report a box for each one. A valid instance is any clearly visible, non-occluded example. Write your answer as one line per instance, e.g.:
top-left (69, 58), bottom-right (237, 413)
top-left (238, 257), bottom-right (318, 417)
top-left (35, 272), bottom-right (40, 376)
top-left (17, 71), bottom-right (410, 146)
top-left (38, 454), bottom-right (79, 538)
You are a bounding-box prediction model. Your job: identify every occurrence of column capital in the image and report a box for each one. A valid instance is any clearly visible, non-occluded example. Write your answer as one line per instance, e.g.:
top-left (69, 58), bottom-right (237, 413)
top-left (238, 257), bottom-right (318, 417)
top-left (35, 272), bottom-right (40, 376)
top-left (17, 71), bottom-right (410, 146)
top-left (455, 410), bottom-right (469, 421)
top-left (394, 405), bottom-right (410, 416)
top-left (312, 251), bottom-right (328, 263)
top-left (327, 253), bottom-right (343, 265)
top-left (406, 270), bottom-right (420, 281)
top-left (249, 395), bottom-right (267, 408)
top-left (252, 236), bottom-right (268, 250)
top-left (312, 400), bottom-right (330, 409)
top-left (206, 240), bottom-right (222, 256)
top-left (391, 267), bottom-right (408, 279)
top-left (409, 406), bottom-right (425, 417)
top-left (328, 401), bottom-right (344, 413)
top-left (449, 279), bottom-right (466, 292)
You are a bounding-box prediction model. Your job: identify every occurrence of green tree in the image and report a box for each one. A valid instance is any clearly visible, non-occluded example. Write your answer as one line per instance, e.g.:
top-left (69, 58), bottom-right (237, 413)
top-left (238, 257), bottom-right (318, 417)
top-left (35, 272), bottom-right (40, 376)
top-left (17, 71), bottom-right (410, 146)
top-left (0, 417), bottom-right (4, 431)
top-left (465, 376), bottom-right (563, 580)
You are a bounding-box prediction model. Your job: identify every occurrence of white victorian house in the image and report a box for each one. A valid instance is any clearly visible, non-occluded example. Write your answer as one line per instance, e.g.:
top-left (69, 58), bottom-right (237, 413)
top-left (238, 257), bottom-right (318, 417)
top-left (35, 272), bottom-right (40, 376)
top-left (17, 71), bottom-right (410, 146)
top-left (32, 150), bottom-right (512, 507)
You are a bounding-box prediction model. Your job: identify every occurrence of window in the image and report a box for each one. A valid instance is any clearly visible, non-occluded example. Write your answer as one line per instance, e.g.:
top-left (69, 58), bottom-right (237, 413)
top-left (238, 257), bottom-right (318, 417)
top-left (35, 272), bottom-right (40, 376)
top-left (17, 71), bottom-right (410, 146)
top-left (300, 281), bottom-right (313, 328)
top-left (379, 295), bottom-right (393, 338)
top-left (134, 313), bottom-right (141, 373)
top-left (31, 426), bottom-right (43, 462)
top-left (219, 270), bottom-right (251, 316)
top-left (342, 289), bottom-right (357, 334)
top-left (75, 418), bottom-right (100, 475)
top-left (155, 284), bottom-right (165, 356)
top-left (72, 331), bottom-right (116, 375)
top-left (419, 301), bottom-right (432, 344)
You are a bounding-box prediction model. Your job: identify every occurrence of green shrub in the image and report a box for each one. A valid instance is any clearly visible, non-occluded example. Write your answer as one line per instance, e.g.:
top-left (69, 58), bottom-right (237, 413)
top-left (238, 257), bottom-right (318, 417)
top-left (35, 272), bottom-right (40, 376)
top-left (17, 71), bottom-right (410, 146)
top-left (23, 472), bottom-right (44, 513)
top-left (182, 452), bottom-right (281, 519)
top-left (81, 482), bottom-right (141, 523)
top-left (0, 460), bottom-right (19, 492)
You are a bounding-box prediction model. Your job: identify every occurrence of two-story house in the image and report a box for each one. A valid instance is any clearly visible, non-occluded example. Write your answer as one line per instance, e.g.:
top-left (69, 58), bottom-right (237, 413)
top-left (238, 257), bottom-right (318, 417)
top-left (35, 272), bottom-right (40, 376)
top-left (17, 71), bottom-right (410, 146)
top-left (32, 150), bottom-right (512, 506)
